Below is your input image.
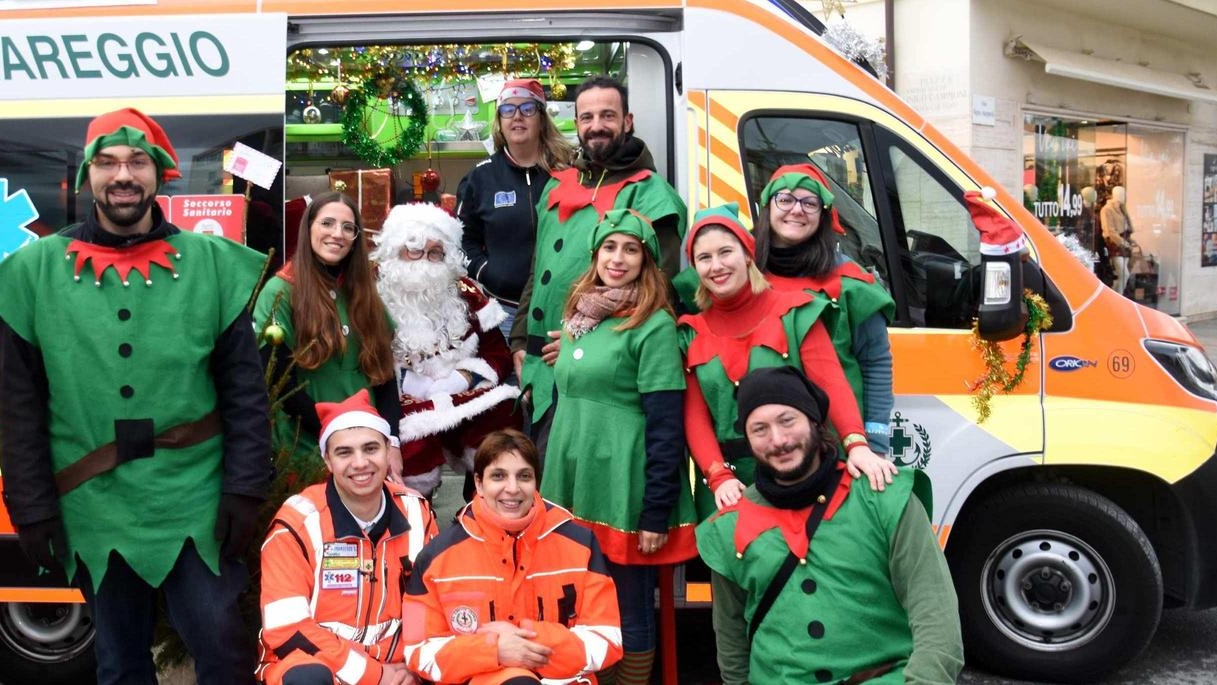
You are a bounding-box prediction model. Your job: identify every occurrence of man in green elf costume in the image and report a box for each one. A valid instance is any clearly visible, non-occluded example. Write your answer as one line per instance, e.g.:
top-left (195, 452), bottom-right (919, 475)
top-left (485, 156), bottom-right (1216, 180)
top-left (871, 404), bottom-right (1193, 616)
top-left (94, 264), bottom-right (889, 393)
top-left (697, 366), bottom-right (962, 685)
top-left (509, 75), bottom-right (686, 455)
top-left (0, 108), bottom-right (271, 684)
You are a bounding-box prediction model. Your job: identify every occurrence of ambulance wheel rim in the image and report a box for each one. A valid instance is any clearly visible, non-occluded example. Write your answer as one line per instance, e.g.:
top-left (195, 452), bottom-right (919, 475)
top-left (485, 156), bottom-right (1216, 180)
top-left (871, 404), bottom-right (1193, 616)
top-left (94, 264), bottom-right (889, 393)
top-left (0, 602), bottom-right (94, 664)
top-left (980, 528), bottom-right (1115, 652)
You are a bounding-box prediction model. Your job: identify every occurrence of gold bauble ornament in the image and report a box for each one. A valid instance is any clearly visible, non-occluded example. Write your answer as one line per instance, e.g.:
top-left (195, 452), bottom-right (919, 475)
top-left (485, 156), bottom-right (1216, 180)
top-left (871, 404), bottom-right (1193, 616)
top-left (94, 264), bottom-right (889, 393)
top-left (331, 84), bottom-right (350, 106)
top-left (551, 83), bottom-right (567, 99)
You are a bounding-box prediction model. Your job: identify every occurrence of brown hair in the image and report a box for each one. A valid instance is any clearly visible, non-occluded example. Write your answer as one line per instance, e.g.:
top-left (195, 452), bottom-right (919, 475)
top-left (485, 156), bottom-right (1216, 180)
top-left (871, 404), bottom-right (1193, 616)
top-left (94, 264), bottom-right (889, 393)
top-left (289, 191), bottom-right (394, 385)
top-left (491, 107), bottom-right (575, 173)
top-left (691, 225), bottom-right (769, 311)
top-left (563, 237), bottom-right (673, 332)
top-left (473, 429), bottom-right (541, 479)
top-left (753, 200), bottom-right (838, 278)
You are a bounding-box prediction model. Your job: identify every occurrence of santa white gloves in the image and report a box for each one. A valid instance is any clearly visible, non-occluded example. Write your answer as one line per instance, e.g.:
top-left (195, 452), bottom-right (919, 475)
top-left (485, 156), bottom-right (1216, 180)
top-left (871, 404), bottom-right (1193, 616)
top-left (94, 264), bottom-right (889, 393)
top-left (400, 368), bottom-right (471, 399)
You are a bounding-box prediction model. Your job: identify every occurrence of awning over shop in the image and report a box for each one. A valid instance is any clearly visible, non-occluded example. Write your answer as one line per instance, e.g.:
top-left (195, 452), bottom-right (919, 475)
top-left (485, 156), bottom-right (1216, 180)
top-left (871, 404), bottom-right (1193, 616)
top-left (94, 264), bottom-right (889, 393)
top-left (1006, 37), bottom-right (1217, 105)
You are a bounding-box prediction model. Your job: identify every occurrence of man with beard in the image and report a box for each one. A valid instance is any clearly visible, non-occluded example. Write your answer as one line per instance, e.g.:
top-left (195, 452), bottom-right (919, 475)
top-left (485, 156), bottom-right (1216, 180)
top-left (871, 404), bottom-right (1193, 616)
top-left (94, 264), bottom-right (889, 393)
top-left (696, 366), bottom-right (962, 685)
top-left (0, 108), bottom-right (270, 684)
top-left (372, 203), bottom-right (519, 499)
top-left (509, 76), bottom-right (686, 454)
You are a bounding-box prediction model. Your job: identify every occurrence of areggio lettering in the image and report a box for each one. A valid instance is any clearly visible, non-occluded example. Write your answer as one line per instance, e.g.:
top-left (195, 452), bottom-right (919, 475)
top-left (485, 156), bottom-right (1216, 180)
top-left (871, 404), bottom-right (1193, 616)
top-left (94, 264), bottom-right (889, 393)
top-left (1049, 355), bottom-right (1099, 372)
top-left (1, 31), bottom-right (229, 81)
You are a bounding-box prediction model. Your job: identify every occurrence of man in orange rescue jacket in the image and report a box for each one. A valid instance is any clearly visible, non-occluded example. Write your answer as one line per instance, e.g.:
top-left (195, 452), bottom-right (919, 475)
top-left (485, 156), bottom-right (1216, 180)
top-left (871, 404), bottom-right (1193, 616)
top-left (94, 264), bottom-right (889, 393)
top-left (258, 389), bottom-right (437, 685)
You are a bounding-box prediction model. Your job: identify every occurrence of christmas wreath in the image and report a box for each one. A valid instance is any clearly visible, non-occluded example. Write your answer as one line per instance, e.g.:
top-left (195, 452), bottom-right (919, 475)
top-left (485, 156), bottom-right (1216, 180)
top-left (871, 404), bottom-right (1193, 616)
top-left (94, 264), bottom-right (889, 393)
top-left (341, 73), bottom-right (428, 167)
top-left (969, 289), bottom-right (1053, 423)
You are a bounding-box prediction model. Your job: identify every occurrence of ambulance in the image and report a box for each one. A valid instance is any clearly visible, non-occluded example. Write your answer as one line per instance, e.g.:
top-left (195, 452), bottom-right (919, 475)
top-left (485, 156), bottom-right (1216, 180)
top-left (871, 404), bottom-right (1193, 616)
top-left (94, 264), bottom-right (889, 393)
top-left (1, 1), bottom-right (1215, 682)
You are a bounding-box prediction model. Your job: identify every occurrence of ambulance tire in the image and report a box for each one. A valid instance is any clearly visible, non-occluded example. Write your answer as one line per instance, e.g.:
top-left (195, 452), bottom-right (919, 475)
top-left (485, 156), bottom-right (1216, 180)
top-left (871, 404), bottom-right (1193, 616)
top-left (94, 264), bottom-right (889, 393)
top-left (950, 482), bottom-right (1162, 683)
top-left (0, 601), bottom-right (96, 684)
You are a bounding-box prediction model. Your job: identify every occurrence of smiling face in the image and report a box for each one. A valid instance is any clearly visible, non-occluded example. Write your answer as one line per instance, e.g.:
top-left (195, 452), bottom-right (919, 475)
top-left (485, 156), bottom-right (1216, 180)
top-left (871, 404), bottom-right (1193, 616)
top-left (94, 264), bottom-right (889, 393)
top-left (89, 144), bottom-right (159, 235)
top-left (575, 86), bottom-right (633, 163)
top-left (309, 200), bottom-right (358, 266)
top-left (768, 188), bottom-right (825, 247)
top-left (595, 232), bottom-right (644, 288)
top-left (323, 426), bottom-right (390, 506)
top-left (692, 227), bottom-right (752, 300)
top-left (745, 404), bottom-right (818, 484)
top-left (474, 449), bottom-right (537, 520)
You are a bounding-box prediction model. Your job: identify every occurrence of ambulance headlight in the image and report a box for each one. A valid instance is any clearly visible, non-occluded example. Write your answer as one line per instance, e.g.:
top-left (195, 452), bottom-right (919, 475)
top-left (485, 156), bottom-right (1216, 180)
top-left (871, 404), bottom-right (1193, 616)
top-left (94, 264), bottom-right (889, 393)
top-left (983, 261), bottom-right (1012, 306)
top-left (1144, 339), bottom-right (1217, 402)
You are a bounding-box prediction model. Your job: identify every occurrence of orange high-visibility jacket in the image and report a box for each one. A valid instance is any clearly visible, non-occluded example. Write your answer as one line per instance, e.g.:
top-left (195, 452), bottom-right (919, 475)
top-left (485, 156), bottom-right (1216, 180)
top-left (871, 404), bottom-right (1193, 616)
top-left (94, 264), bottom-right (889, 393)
top-left (258, 480), bottom-right (437, 685)
top-left (401, 495), bottom-right (622, 684)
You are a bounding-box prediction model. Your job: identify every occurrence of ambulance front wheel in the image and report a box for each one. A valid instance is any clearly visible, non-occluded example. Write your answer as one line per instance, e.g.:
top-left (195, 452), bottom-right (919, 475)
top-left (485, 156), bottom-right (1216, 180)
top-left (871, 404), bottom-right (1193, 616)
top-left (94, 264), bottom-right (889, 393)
top-left (950, 482), bottom-right (1162, 683)
top-left (0, 601), bottom-right (96, 684)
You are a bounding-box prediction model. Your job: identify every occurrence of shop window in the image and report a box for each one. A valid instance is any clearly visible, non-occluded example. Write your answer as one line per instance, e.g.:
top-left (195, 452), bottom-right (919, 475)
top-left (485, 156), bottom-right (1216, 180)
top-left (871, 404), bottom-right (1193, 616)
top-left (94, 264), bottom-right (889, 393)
top-left (740, 116), bottom-right (889, 284)
top-left (876, 128), bottom-right (979, 329)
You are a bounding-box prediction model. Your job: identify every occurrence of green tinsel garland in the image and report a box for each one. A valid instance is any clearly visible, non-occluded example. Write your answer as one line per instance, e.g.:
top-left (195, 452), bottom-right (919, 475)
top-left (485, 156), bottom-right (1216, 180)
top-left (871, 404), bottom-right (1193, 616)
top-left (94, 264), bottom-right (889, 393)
top-left (341, 74), bottom-right (428, 167)
top-left (970, 290), bottom-right (1054, 423)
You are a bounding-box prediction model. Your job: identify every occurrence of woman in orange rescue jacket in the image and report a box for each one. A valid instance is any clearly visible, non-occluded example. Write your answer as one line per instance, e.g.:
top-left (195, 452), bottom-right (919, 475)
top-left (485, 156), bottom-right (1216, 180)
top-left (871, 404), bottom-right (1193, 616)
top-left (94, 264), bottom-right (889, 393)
top-left (401, 429), bottom-right (623, 685)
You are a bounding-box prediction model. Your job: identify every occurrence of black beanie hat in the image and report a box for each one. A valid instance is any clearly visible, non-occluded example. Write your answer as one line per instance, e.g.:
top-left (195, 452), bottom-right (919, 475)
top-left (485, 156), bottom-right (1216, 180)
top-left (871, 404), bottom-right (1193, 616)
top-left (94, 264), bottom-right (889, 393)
top-left (734, 366), bottom-right (830, 434)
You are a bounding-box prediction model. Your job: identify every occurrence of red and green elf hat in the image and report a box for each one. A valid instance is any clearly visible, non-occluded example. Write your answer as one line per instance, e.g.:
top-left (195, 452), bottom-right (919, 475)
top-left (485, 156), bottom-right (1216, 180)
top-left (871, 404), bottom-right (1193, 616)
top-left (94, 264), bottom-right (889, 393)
top-left (75, 108), bottom-right (181, 191)
top-left (759, 163), bottom-right (846, 235)
top-left (590, 208), bottom-right (661, 261)
top-left (686, 202), bottom-right (754, 262)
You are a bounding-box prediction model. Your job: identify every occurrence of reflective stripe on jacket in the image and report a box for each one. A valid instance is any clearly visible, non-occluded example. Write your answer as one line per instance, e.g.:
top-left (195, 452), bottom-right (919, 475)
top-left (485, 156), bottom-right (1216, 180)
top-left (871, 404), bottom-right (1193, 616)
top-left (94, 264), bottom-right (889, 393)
top-left (258, 480), bottom-right (437, 685)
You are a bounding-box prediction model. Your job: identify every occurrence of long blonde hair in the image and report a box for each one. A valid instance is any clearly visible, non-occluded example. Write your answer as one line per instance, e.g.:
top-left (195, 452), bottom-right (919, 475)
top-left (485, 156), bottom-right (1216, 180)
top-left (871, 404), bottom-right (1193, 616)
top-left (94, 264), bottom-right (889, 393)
top-left (491, 108), bottom-right (575, 172)
top-left (691, 225), bottom-right (769, 311)
top-left (564, 246), bottom-right (673, 332)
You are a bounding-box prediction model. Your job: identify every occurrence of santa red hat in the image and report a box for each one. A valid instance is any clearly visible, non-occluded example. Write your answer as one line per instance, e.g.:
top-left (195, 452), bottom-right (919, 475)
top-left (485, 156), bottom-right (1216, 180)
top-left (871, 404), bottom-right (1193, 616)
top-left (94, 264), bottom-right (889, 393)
top-left (316, 389), bottom-right (391, 454)
top-left (498, 78), bottom-right (546, 105)
top-left (76, 108), bottom-right (181, 190)
top-left (964, 187), bottom-right (1026, 256)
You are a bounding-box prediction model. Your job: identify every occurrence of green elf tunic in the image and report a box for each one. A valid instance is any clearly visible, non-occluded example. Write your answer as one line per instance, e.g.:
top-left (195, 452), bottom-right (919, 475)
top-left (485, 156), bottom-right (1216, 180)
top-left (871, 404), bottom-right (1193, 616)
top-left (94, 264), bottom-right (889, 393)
top-left (540, 311), bottom-right (698, 565)
top-left (767, 257), bottom-right (896, 452)
top-left (697, 465), bottom-right (961, 685)
top-left (521, 169), bottom-right (685, 422)
top-left (679, 287), bottom-right (867, 520)
top-left (0, 231), bottom-right (263, 588)
top-left (253, 272), bottom-right (378, 469)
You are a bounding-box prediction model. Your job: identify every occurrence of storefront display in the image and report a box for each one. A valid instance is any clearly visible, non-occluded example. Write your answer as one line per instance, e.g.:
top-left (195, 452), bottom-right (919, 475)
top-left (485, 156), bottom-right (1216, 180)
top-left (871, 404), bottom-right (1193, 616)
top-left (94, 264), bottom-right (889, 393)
top-left (1023, 114), bottom-right (1183, 314)
top-left (1203, 155), bottom-right (1217, 268)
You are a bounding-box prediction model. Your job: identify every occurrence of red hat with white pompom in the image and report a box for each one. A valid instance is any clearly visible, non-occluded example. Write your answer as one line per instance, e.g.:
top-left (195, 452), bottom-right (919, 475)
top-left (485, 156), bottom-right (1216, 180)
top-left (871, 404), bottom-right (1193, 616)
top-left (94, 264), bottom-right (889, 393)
top-left (316, 389), bottom-right (391, 454)
top-left (964, 186), bottom-right (1026, 256)
top-left (498, 78), bottom-right (546, 104)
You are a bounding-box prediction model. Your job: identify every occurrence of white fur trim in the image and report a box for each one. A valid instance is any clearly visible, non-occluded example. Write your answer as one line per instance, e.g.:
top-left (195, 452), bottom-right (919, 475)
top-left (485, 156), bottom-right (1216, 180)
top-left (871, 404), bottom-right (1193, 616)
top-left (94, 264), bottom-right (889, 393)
top-left (475, 297), bottom-right (507, 332)
top-left (454, 356), bottom-right (499, 385)
top-left (319, 410), bottom-right (391, 454)
top-left (398, 384), bottom-right (521, 441)
top-left (978, 235), bottom-right (1027, 256)
top-left (372, 203), bottom-right (463, 261)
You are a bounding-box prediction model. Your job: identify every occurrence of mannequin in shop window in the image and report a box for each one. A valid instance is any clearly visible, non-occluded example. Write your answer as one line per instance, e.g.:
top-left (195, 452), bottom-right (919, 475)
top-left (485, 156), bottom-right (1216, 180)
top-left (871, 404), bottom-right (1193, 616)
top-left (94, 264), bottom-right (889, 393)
top-left (1081, 186), bottom-right (1112, 285)
top-left (1100, 185), bottom-right (1133, 296)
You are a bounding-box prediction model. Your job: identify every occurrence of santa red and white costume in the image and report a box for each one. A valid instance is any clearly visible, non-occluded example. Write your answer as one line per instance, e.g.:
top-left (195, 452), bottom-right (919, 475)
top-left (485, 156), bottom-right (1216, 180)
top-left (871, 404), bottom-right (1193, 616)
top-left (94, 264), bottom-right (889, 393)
top-left (373, 203), bottom-right (519, 496)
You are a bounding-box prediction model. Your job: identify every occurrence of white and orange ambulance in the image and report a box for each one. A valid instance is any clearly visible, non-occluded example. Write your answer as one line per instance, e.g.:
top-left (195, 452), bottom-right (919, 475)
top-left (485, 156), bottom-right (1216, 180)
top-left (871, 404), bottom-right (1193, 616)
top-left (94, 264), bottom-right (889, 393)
top-left (2, 1), bottom-right (1215, 683)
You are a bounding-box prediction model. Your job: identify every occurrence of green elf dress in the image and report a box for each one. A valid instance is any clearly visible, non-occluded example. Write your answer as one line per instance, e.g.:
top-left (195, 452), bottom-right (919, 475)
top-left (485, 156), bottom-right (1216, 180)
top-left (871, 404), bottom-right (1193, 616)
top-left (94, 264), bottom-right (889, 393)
top-left (520, 164), bottom-right (685, 423)
top-left (539, 209), bottom-right (697, 565)
top-left (0, 229), bottom-right (263, 588)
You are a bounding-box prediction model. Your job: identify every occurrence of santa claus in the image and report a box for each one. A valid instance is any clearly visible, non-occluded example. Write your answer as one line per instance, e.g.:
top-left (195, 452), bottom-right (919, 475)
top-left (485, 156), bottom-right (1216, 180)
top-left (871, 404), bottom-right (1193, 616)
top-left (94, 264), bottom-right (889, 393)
top-left (372, 203), bottom-right (519, 497)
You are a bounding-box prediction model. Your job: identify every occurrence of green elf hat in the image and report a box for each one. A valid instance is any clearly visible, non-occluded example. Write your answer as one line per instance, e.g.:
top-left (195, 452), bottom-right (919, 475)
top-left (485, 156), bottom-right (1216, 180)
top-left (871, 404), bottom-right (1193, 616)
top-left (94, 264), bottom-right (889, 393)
top-left (590, 208), bottom-right (661, 261)
top-left (759, 163), bottom-right (846, 235)
top-left (75, 108), bottom-right (182, 191)
top-left (686, 202), bottom-right (753, 262)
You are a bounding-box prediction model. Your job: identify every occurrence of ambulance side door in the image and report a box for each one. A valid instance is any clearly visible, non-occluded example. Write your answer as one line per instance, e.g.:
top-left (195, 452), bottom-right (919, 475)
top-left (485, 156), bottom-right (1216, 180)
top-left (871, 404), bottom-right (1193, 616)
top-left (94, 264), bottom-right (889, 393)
top-left (693, 91), bottom-right (1045, 523)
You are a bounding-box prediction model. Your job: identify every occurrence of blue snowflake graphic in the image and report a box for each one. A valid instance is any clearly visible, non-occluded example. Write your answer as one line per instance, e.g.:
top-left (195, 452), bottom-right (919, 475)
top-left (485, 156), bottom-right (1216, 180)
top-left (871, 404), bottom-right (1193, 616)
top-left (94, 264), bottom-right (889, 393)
top-left (0, 178), bottom-right (39, 261)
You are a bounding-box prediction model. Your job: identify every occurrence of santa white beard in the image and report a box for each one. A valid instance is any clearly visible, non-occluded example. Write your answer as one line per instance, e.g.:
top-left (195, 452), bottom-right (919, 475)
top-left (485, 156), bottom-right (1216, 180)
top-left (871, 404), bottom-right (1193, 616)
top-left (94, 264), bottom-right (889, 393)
top-left (378, 258), bottom-right (472, 376)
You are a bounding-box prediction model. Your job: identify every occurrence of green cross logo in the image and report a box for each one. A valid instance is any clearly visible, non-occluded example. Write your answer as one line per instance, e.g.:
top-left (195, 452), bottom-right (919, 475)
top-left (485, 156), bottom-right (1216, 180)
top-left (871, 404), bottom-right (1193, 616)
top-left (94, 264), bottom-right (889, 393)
top-left (889, 412), bottom-right (931, 469)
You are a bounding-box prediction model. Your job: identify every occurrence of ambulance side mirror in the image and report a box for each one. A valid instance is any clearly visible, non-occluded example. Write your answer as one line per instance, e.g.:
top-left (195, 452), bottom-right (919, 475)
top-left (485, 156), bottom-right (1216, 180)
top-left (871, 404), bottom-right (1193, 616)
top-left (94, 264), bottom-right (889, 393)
top-left (976, 252), bottom-right (1027, 341)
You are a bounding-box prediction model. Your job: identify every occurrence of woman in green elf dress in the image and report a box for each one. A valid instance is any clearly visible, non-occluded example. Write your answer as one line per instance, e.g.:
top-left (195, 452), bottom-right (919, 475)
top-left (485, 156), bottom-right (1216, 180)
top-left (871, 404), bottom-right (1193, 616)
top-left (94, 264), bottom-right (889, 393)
top-left (254, 191), bottom-right (401, 478)
top-left (540, 208), bottom-right (697, 685)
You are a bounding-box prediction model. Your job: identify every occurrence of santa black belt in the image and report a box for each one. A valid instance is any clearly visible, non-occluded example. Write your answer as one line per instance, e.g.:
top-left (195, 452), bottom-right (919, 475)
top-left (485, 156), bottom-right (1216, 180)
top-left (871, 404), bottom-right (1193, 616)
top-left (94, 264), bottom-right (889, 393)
top-left (55, 411), bottom-right (222, 495)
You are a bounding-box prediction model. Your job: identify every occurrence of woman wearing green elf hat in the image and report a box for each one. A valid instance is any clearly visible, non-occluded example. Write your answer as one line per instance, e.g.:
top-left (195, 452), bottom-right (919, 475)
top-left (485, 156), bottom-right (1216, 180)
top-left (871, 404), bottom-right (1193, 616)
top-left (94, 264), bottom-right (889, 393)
top-left (753, 164), bottom-right (897, 455)
top-left (540, 208), bottom-right (697, 685)
top-left (679, 203), bottom-right (897, 520)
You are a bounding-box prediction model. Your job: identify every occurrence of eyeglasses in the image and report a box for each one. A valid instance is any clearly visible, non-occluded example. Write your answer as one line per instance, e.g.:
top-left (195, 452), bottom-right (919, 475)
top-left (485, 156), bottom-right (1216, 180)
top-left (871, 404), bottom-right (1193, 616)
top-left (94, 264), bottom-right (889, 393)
top-left (90, 156), bottom-right (155, 175)
top-left (497, 101), bottom-right (541, 118)
top-left (315, 217), bottom-right (360, 239)
top-left (772, 192), bottom-right (823, 213)
top-left (403, 247), bottom-right (446, 262)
